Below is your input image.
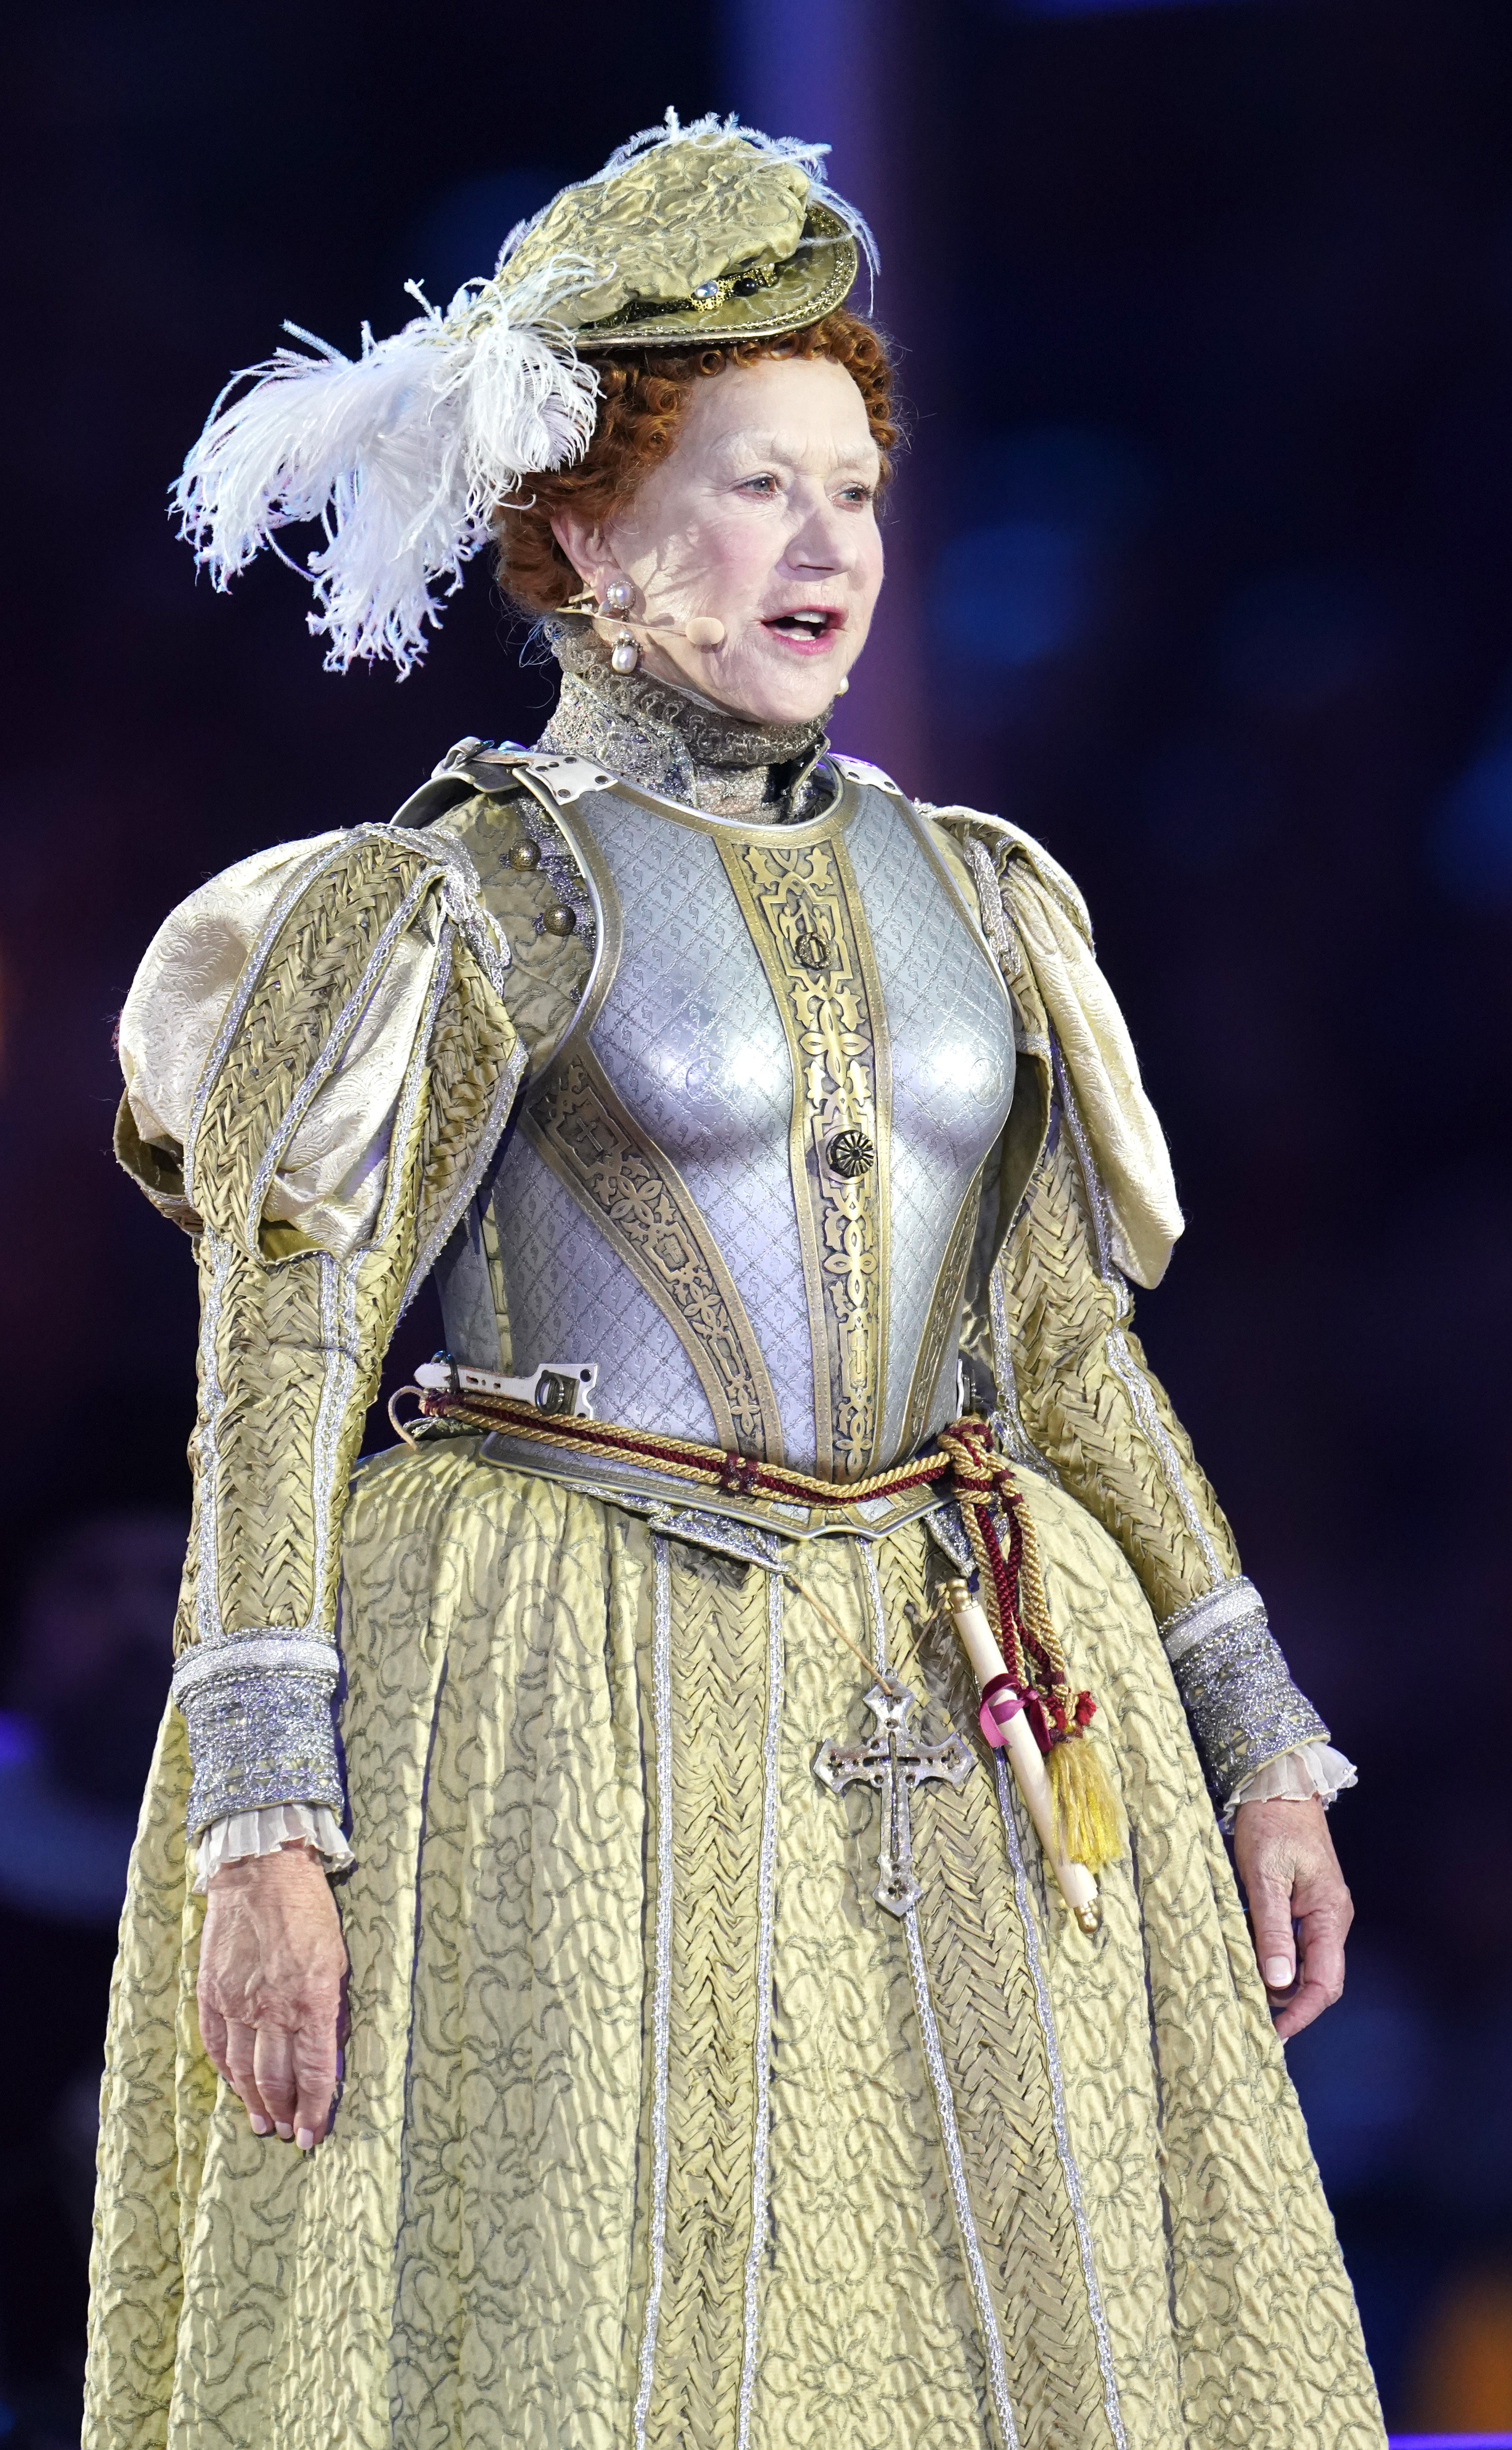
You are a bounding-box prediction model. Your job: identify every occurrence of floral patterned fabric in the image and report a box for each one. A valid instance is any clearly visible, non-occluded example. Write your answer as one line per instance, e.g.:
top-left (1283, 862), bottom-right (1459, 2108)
top-left (86, 1438), bottom-right (1384, 2450)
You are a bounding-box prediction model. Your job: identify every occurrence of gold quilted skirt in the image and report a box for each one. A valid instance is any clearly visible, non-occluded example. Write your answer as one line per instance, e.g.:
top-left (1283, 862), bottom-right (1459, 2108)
top-left (86, 1438), bottom-right (1383, 2450)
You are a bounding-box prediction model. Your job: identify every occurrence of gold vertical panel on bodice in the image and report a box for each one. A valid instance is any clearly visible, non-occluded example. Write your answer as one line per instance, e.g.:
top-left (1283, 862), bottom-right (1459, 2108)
top-left (717, 833), bottom-right (892, 1480)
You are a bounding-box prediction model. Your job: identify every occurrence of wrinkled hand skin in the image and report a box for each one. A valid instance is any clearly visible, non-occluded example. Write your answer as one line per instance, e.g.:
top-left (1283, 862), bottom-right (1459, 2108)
top-left (198, 1842), bottom-right (348, 2148)
top-left (1232, 1796), bottom-right (1353, 2041)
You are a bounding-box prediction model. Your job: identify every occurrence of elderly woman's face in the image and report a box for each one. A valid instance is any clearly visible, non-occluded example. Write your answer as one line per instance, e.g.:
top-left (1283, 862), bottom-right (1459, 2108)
top-left (553, 354), bottom-right (885, 727)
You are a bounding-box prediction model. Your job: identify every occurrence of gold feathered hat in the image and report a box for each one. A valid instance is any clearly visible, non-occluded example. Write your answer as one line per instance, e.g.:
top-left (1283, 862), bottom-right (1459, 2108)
top-left (173, 113), bottom-right (875, 675)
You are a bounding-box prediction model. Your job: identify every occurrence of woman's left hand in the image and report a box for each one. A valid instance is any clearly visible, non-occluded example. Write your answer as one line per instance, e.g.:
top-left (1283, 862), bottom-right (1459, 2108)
top-left (1232, 1796), bottom-right (1353, 2040)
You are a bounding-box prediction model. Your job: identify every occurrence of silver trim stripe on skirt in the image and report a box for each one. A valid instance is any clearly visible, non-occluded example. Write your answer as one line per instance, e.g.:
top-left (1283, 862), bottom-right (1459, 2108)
top-left (633, 1536), bottom-right (676, 2449)
top-left (735, 1566), bottom-right (786, 2450)
top-left (861, 1543), bottom-right (1022, 2450)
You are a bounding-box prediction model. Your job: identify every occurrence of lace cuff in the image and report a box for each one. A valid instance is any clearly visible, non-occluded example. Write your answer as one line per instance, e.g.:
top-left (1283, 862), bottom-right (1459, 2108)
top-left (171, 1639), bottom-right (344, 1836)
top-left (1160, 1576), bottom-right (1330, 1810)
top-left (193, 1802), bottom-right (354, 1894)
top-left (1223, 1740), bottom-right (1358, 1828)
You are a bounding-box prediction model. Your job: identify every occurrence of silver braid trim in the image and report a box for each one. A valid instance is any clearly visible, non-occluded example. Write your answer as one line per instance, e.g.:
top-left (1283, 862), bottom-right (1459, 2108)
top-left (1160, 1574), bottom-right (1269, 1664)
top-left (861, 1544), bottom-right (1020, 2450)
top-left (193, 1230), bottom-right (234, 1647)
top-left (904, 1908), bottom-right (1021, 2450)
top-left (172, 1635), bottom-right (340, 1701)
top-left (1158, 1576), bottom-right (1329, 1806)
top-left (992, 1759), bottom-right (1128, 2450)
top-left (178, 1659), bottom-right (344, 1836)
top-left (633, 1535), bottom-right (676, 2450)
top-left (963, 833), bottom-right (1025, 981)
top-left (735, 1566), bottom-right (785, 2450)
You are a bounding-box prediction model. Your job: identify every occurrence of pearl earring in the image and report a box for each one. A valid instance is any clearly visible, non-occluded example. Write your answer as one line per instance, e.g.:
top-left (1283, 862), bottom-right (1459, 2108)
top-left (604, 578), bottom-right (639, 674)
top-left (835, 674), bottom-right (849, 696)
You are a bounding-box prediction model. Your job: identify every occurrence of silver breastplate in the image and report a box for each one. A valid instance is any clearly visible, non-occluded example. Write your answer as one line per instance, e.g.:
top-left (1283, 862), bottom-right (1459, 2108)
top-left (437, 768), bottom-right (1014, 1478)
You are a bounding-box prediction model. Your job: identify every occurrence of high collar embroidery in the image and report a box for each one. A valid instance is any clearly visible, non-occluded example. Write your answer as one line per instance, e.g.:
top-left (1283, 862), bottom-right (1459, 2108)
top-left (537, 619), bottom-right (835, 821)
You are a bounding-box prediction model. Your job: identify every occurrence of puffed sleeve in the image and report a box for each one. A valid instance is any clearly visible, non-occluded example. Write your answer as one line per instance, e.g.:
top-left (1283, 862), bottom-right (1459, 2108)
top-left (116, 818), bottom-right (526, 1843)
top-left (936, 809), bottom-right (1355, 1821)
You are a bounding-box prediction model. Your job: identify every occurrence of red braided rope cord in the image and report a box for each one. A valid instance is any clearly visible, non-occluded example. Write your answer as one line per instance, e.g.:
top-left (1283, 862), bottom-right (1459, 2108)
top-left (416, 1393), bottom-right (1091, 1741)
top-left (416, 1386), bottom-right (958, 1506)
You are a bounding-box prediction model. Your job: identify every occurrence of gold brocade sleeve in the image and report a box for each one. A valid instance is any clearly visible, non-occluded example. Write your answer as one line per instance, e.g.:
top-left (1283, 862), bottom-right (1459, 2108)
top-left (991, 959), bottom-right (1242, 1623)
top-left (116, 821), bottom-right (526, 1836)
top-left (951, 824), bottom-right (1332, 1808)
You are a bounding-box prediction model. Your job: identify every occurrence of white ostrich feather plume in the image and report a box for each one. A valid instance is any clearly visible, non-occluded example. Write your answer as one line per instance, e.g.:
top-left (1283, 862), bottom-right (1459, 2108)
top-left (173, 260), bottom-right (599, 676)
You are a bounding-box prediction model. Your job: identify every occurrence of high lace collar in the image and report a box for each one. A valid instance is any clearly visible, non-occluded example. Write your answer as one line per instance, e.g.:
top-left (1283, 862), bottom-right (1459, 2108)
top-left (534, 617), bottom-right (835, 821)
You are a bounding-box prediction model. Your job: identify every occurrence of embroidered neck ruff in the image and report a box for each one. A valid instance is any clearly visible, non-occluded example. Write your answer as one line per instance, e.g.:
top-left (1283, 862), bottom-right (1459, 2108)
top-left (537, 618), bottom-right (833, 819)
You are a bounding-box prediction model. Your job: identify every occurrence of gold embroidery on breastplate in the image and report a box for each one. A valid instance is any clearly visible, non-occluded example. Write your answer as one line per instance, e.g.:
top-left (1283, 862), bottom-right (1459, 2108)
top-left (521, 1047), bottom-right (784, 1460)
top-left (717, 834), bottom-right (891, 1480)
top-left (898, 1175), bottom-right (983, 1459)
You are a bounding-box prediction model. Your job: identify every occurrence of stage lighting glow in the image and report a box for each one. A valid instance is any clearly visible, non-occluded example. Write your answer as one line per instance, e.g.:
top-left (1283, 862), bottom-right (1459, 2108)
top-left (1010, 0), bottom-right (1264, 16)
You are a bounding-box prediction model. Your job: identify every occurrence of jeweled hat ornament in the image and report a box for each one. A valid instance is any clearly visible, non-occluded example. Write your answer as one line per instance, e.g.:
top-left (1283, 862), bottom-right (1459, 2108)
top-left (173, 111), bottom-right (876, 677)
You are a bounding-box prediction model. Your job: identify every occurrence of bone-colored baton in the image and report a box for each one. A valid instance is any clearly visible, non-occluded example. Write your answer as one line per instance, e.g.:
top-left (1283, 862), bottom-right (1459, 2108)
top-left (944, 1577), bottom-right (1101, 1934)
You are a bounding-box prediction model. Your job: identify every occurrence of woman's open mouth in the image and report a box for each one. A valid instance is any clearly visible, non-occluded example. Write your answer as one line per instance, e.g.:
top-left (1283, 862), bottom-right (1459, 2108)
top-left (762, 608), bottom-right (843, 655)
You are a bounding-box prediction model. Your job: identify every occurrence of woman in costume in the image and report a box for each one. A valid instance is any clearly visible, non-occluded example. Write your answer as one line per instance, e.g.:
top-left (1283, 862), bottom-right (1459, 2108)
top-left (89, 116), bottom-right (1385, 2450)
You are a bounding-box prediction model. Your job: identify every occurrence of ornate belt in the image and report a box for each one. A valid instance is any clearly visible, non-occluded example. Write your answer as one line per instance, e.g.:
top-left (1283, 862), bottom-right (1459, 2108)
top-left (408, 1371), bottom-right (961, 1512)
top-left (402, 1377), bottom-right (1097, 1753)
top-left (394, 1369), bottom-right (1123, 1908)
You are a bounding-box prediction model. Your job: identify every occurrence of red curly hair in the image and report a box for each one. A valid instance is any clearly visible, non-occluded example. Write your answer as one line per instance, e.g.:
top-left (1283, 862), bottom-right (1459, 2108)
top-left (493, 307), bottom-right (898, 617)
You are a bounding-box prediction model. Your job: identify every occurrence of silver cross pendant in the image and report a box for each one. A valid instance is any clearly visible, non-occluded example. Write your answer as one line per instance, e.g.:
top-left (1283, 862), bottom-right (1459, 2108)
top-left (814, 1682), bottom-right (975, 1917)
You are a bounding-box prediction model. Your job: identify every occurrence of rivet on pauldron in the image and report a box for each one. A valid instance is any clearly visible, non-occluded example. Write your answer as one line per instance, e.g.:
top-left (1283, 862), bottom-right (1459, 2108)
top-left (827, 1128), bottom-right (875, 1178)
top-left (542, 904), bottom-right (577, 936)
top-left (795, 929), bottom-right (829, 969)
top-left (508, 840), bottom-right (541, 871)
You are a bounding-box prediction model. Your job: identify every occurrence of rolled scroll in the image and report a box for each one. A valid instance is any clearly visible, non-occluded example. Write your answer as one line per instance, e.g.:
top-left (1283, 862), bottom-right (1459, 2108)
top-left (944, 1577), bottom-right (1101, 1934)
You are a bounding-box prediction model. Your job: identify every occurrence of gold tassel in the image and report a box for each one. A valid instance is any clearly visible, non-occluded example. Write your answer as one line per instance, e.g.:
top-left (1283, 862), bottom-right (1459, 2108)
top-left (1047, 1735), bottom-right (1124, 1876)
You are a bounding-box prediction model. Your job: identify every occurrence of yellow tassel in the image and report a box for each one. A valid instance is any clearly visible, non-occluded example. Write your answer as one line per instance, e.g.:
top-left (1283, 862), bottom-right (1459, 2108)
top-left (1048, 1734), bottom-right (1123, 1875)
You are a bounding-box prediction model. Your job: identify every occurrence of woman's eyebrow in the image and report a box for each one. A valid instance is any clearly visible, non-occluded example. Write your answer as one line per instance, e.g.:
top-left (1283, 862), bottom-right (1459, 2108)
top-left (709, 429), bottom-right (880, 472)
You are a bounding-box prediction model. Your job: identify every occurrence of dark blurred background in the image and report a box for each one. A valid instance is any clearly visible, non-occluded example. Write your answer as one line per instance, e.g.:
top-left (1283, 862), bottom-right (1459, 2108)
top-left (4, 0), bottom-right (1511, 2441)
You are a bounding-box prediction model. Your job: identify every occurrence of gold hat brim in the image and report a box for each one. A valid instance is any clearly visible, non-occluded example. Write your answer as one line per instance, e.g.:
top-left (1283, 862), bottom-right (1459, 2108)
top-left (571, 204), bottom-right (859, 350)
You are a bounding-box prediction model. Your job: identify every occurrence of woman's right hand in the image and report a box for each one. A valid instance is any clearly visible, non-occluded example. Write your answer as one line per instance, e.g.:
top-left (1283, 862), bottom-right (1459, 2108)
top-left (197, 1842), bottom-right (347, 2149)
